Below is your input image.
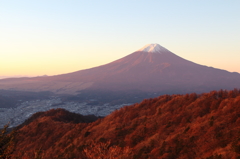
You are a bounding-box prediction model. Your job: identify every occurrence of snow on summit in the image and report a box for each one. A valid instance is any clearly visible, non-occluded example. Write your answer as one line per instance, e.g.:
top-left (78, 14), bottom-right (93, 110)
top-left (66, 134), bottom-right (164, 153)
top-left (138, 43), bottom-right (169, 53)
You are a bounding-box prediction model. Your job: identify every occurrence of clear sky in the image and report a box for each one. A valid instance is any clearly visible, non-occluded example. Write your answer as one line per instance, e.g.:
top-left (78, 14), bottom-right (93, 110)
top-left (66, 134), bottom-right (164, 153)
top-left (1, 0), bottom-right (240, 77)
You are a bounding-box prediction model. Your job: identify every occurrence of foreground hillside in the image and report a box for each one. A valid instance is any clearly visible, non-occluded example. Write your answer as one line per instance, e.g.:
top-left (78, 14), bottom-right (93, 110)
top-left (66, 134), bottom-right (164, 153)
top-left (10, 89), bottom-right (240, 158)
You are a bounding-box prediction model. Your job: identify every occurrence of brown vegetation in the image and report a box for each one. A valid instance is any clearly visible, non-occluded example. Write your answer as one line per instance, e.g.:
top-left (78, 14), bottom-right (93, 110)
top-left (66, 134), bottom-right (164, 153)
top-left (7, 89), bottom-right (240, 158)
top-left (0, 124), bottom-right (15, 159)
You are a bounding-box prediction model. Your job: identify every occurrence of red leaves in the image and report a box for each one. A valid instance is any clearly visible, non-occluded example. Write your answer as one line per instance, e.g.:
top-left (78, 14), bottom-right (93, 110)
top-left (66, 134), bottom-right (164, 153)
top-left (11, 89), bottom-right (240, 158)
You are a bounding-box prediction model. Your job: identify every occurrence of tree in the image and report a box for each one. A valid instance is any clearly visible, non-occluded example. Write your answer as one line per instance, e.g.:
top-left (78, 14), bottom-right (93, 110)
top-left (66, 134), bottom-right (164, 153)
top-left (0, 124), bottom-right (16, 159)
top-left (84, 141), bottom-right (133, 159)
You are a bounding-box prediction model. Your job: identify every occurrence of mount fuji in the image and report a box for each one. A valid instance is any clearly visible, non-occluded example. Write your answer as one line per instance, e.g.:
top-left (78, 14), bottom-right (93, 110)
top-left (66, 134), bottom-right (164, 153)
top-left (1, 43), bottom-right (240, 95)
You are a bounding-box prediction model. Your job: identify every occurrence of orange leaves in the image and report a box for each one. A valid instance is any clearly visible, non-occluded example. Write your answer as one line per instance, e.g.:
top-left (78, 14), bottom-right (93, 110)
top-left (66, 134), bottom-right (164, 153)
top-left (84, 141), bottom-right (133, 159)
top-left (10, 89), bottom-right (240, 158)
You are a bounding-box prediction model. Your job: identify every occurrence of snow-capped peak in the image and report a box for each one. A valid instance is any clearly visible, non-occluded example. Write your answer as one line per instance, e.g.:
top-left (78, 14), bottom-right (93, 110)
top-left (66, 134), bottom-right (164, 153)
top-left (137, 43), bottom-right (169, 53)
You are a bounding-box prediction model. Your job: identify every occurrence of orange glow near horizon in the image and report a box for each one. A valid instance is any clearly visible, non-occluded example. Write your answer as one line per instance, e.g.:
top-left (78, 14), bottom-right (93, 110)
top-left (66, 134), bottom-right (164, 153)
top-left (1, 51), bottom-right (240, 78)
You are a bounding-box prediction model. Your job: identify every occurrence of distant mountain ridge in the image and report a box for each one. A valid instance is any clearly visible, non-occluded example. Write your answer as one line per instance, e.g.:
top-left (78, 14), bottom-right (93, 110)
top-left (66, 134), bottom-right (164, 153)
top-left (0, 43), bottom-right (240, 94)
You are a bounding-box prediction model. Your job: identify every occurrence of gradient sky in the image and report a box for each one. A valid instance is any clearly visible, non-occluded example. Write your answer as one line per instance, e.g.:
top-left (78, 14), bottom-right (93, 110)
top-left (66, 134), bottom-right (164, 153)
top-left (1, 0), bottom-right (240, 77)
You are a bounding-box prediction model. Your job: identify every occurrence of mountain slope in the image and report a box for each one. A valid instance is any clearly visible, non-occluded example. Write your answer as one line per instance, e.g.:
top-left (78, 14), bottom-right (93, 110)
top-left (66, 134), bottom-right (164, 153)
top-left (11, 89), bottom-right (240, 158)
top-left (0, 44), bottom-right (240, 94)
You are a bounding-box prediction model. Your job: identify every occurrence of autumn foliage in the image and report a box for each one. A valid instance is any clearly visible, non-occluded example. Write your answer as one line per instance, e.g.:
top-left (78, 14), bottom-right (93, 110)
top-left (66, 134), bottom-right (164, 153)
top-left (0, 124), bottom-right (15, 159)
top-left (7, 89), bottom-right (240, 158)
